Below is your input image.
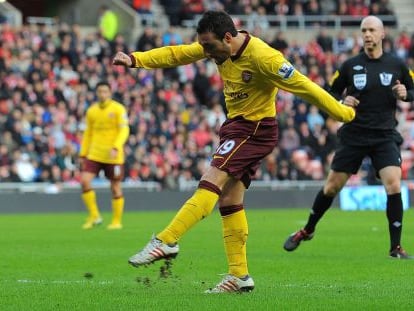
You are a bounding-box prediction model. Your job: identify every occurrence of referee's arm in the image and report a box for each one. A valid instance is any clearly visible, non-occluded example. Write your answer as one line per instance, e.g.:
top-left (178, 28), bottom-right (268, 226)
top-left (328, 69), bottom-right (348, 100)
top-left (403, 69), bottom-right (414, 102)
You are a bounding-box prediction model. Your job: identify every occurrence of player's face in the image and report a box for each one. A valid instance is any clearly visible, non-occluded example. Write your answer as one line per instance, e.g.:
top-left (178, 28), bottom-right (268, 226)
top-left (198, 32), bottom-right (232, 65)
top-left (96, 85), bottom-right (111, 103)
top-left (360, 18), bottom-right (384, 52)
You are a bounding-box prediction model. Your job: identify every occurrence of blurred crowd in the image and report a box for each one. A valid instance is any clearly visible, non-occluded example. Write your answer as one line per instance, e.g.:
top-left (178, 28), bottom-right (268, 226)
top-left (129, 0), bottom-right (396, 27)
top-left (1, 8), bottom-right (414, 189)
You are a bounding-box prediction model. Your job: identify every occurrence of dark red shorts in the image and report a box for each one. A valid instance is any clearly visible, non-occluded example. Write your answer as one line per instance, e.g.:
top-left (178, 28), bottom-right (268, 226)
top-left (82, 158), bottom-right (124, 181)
top-left (211, 117), bottom-right (278, 188)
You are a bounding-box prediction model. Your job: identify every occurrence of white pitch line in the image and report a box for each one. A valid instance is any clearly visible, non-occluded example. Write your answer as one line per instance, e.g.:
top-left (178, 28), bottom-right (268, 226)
top-left (10, 279), bottom-right (114, 285)
top-left (280, 283), bottom-right (376, 289)
top-left (281, 283), bottom-right (338, 289)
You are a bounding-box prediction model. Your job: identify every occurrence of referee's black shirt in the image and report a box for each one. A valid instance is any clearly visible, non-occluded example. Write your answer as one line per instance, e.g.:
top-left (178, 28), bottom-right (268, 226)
top-left (330, 52), bottom-right (414, 139)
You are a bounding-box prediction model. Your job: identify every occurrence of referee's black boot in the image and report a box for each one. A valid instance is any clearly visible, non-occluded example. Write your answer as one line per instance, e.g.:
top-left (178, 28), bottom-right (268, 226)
top-left (389, 245), bottom-right (414, 259)
top-left (283, 228), bottom-right (314, 251)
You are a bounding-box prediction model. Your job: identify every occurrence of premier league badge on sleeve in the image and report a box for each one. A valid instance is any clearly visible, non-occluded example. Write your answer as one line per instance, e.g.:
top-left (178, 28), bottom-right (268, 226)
top-left (353, 74), bottom-right (367, 90)
top-left (278, 62), bottom-right (295, 79)
top-left (379, 72), bottom-right (393, 86)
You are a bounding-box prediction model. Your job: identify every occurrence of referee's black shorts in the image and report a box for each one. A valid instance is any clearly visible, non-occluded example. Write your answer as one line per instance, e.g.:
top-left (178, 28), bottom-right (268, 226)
top-left (331, 128), bottom-right (402, 174)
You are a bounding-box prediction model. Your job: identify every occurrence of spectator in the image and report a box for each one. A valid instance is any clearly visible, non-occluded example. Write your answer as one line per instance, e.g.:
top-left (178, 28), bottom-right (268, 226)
top-left (304, 0), bottom-right (322, 16)
top-left (333, 30), bottom-right (354, 54)
top-left (136, 27), bottom-right (158, 51)
top-left (297, 122), bottom-right (318, 152)
top-left (245, 6), bottom-right (270, 32)
top-left (15, 152), bottom-right (36, 182)
top-left (133, 0), bottom-right (152, 15)
top-left (316, 29), bottom-right (333, 52)
top-left (348, 0), bottom-right (369, 17)
top-left (279, 123), bottom-right (301, 159)
top-left (180, 0), bottom-right (204, 22)
top-left (162, 27), bottom-right (183, 45)
top-left (307, 106), bottom-right (325, 132)
top-left (270, 31), bottom-right (289, 55)
top-left (163, 0), bottom-right (182, 26)
top-left (98, 5), bottom-right (119, 42)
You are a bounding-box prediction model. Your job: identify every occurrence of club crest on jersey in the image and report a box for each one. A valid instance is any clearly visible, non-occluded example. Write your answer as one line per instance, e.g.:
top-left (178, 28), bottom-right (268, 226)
top-left (241, 70), bottom-right (252, 83)
top-left (379, 72), bottom-right (393, 86)
top-left (353, 73), bottom-right (366, 90)
top-left (278, 62), bottom-right (295, 79)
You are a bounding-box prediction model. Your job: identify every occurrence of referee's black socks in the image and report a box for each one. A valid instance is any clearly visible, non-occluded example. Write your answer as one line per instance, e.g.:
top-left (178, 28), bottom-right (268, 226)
top-left (304, 189), bottom-right (334, 233)
top-left (386, 193), bottom-right (403, 251)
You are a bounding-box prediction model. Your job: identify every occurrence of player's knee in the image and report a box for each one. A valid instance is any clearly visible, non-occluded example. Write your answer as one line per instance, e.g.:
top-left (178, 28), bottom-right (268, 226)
top-left (110, 184), bottom-right (122, 196)
top-left (218, 190), bottom-right (244, 207)
top-left (324, 185), bottom-right (340, 197)
top-left (112, 192), bottom-right (123, 199)
top-left (384, 182), bottom-right (401, 194)
top-left (218, 195), bottom-right (231, 207)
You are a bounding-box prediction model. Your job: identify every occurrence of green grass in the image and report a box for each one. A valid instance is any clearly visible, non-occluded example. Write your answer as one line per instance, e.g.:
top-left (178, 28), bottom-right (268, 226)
top-left (1, 208), bottom-right (414, 310)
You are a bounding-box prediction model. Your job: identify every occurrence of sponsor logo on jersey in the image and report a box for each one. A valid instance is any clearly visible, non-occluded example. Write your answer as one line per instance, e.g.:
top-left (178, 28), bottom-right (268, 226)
top-left (353, 74), bottom-right (366, 90)
top-left (278, 62), bottom-right (295, 79)
top-left (241, 70), bottom-right (252, 83)
top-left (229, 91), bottom-right (248, 99)
top-left (379, 72), bottom-right (393, 86)
top-left (353, 65), bottom-right (364, 71)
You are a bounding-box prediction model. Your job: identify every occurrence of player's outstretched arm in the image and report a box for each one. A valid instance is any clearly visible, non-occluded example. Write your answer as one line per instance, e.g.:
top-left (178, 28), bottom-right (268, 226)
top-left (272, 68), bottom-right (355, 123)
top-left (300, 83), bottom-right (356, 123)
top-left (259, 53), bottom-right (355, 123)
top-left (112, 43), bottom-right (205, 69)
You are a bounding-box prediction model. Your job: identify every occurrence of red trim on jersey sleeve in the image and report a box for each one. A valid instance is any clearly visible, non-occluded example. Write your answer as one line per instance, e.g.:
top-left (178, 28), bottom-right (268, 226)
top-left (129, 54), bottom-right (136, 67)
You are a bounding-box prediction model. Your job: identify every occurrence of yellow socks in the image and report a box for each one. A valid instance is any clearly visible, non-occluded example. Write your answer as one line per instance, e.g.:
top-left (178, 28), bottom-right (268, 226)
top-left (111, 196), bottom-right (124, 225)
top-left (156, 181), bottom-right (249, 278)
top-left (81, 190), bottom-right (100, 219)
top-left (220, 205), bottom-right (249, 278)
top-left (81, 191), bottom-right (124, 229)
top-left (157, 181), bottom-right (221, 244)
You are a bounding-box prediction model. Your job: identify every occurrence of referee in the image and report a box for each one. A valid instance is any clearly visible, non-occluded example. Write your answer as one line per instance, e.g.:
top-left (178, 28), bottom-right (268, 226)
top-left (284, 15), bottom-right (414, 259)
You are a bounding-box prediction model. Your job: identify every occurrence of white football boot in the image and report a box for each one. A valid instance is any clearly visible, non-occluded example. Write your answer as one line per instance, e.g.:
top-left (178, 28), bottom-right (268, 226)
top-left (205, 274), bottom-right (255, 293)
top-left (128, 235), bottom-right (179, 267)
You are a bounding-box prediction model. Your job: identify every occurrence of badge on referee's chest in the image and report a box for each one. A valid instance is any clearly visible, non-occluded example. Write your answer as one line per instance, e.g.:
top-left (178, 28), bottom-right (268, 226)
top-left (379, 72), bottom-right (393, 86)
top-left (353, 74), bottom-right (366, 90)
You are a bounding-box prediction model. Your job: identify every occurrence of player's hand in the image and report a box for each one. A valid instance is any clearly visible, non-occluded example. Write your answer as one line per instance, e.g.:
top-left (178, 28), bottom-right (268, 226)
top-left (113, 52), bottom-right (132, 67)
top-left (343, 95), bottom-right (360, 108)
top-left (110, 148), bottom-right (118, 159)
top-left (392, 80), bottom-right (407, 101)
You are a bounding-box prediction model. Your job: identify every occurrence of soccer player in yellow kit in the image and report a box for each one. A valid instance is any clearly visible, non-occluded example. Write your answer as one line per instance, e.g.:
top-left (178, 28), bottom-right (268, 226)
top-left (113, 11), bottom-right (355, 292)
top-left (79, 81), bottom-right (129, 230)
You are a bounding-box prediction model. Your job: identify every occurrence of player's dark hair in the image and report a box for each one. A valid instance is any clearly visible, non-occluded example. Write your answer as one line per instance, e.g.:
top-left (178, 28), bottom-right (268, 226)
top-left (196, 11), bottom-right (238, 40)
top-left (96, 81), bottom-right (111, 89)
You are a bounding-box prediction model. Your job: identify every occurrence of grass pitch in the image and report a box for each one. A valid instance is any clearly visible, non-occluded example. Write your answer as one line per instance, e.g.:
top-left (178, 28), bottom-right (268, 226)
top-left (1, 208), bottom-right (414, 310)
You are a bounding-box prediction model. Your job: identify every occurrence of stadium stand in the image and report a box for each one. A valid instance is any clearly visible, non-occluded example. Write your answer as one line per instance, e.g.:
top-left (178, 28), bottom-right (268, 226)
top-left (0, 0), bottom-right (413, 190)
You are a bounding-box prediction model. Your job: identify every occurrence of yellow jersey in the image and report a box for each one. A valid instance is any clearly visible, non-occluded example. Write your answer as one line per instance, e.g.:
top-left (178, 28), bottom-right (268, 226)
top-left (130, 32), bottom-right (355, 122)
top-left (79, 99), bottom-right (129, 164)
